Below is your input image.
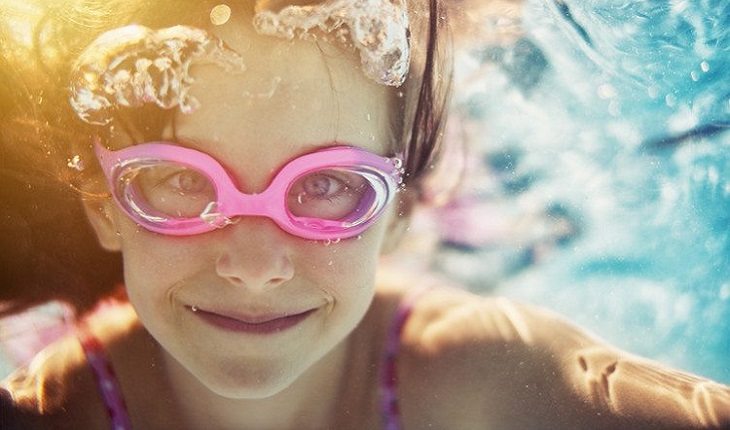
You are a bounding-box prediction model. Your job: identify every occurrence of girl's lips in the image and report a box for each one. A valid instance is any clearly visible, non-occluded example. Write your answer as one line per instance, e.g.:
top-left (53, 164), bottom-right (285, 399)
top-left (189, 307), bottom-right (316, 334)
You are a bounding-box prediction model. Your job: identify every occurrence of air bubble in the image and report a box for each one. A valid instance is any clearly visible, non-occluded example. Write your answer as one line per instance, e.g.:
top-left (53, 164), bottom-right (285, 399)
top-left (596, 83), bottom-right (616, 99)
top-left (242, 76), bottom-right (282, 99)
top-left (647, 85), bottom-right (660, 99)
top-left (320, 237), bottom-right (343, 246)
top-left (720, 284), bottom-right (730, 301)
top-left (66, 155), bottom-right (85, 171)
top-left (210, 4), bottom-right (232, 26)
top-left (200, 201), bottom-right (237, 228)
top-left (608, 100), bottom-right (620, 116)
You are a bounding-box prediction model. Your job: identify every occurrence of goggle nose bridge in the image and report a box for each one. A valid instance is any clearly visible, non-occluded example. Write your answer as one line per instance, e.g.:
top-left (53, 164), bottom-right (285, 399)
top-left (215, 184), bottom-right (289, 222)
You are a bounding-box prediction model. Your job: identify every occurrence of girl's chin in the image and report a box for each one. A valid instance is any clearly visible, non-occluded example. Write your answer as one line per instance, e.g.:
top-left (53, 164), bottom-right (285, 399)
top-left (195, 362), bottom-right (305, 399)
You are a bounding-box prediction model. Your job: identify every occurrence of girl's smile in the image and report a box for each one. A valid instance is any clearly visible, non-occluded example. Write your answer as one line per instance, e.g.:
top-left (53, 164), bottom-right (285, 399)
top-left (187, 305), bottom-right (319, 334)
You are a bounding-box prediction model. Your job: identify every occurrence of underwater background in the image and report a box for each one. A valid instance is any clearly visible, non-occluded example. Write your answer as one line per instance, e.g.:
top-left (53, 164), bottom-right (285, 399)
top-left (2, 0), bottom-right (729, 384)
top-left (424, 0), bottom-right (729, 383)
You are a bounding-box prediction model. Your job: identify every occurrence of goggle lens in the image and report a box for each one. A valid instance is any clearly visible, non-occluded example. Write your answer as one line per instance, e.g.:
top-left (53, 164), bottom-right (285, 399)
top-left (121, 162), bottom-right (217, 220)
top-left (287, 167), bottom-right (385, 225)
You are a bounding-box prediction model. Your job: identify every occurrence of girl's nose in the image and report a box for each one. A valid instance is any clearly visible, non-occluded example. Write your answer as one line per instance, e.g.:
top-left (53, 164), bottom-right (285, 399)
top-left (214, 217), bottom-right (295, 290)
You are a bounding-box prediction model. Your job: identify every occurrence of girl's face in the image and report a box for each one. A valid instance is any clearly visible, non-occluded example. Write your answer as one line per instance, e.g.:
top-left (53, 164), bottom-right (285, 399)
top-left (87, 10), bottom-right (402, 398)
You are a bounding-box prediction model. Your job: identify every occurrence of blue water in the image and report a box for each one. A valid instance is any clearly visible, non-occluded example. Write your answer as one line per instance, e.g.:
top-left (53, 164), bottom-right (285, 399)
top-left (433, 0), bottom-right (729, 382)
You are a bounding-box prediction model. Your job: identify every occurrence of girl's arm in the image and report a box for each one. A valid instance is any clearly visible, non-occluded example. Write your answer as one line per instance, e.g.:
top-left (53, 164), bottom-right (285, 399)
top-left (402, 291), bottom-right (730, 429)
top-left (522, 301), bottom-right (730, 429)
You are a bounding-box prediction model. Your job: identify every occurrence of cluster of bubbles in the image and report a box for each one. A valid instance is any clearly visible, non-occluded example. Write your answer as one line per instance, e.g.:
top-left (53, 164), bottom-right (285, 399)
top-left (69, 25), bottom-right (246, 125)
top-left (68, 0), bottom-right (412, 127)
top-left (253, 0), bottom-right (410, 87)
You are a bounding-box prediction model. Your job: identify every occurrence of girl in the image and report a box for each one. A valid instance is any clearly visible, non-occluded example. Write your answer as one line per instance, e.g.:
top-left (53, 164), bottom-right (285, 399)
top-left (1, 1), bottom-right (729, 429)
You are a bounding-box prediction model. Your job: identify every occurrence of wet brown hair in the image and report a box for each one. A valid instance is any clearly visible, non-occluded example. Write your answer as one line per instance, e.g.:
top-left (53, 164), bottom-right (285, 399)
top-left (0, 0), bottom-right (452, 315)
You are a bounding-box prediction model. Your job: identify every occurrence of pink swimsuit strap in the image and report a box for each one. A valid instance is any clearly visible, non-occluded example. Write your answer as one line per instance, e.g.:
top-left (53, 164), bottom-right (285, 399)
top-left (380, 286), bottom-right (433, 430)
top-left (77, 326), bottom-right (133, 430)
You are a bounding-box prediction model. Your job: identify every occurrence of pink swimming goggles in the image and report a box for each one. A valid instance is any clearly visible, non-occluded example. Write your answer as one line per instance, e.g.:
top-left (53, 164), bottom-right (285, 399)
top-left (94, 141), bottom-right (404, 240)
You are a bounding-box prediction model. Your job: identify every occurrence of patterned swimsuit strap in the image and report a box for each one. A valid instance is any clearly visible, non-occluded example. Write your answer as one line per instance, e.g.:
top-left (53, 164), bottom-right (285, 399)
top-left (77, 325), bottom-right (133, 430)
top-left (380, 285), bottom-right (434, 430)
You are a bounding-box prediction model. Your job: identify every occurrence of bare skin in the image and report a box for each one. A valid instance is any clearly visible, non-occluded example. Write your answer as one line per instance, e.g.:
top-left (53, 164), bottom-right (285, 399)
top-left (5, 270), bottom-right (730, 429)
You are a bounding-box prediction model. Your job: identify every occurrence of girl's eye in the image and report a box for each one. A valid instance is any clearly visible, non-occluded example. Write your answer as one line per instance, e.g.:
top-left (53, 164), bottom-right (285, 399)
top-left (300, 174), bottom-right (345, 200)
top-left (122, 163), bottom-right (217, 219)
top-left (287, 169), bottom-right (371, 221)
top-left (163, 169), bottom-right (210, 195)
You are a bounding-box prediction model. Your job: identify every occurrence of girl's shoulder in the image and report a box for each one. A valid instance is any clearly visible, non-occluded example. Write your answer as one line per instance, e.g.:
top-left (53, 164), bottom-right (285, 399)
top-left (0, 302), bottom-right (140, 429)
top-left (379, 273), bottom-right (730, 429)
top-left (383, 281), bottom-right (552, 428)
top-left (0, 329), bottom-right (109, 429)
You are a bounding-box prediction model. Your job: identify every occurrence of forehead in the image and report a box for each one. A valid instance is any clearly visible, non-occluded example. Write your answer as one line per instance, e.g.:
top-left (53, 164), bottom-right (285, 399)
top-left (169, 9), bottom-right (397, 177)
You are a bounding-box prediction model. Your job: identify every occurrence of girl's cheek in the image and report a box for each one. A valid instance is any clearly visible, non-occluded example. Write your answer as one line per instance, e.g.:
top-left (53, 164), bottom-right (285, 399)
top-left (118, 230), bottom-right (211, 283)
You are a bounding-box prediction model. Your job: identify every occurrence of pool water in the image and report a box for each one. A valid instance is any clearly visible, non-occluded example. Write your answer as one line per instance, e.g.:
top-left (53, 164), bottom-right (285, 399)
top-left (431, 0), bottom-right (729, 382)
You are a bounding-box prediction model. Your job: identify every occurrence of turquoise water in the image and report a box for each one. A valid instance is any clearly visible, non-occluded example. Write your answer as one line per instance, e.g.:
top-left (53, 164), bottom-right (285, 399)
top-left (433, 0), bottom-right (729, 382)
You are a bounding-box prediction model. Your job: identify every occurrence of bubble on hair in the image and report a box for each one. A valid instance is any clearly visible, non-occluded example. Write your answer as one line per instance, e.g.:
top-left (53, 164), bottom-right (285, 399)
top-left (252, 0), bottom-right (410, 87)
top-left (210, 4), bottom-right (233, 26)
top-left (69, 25), bottom-right (246, 125)
top-left (66, 155), bottom-right (85, 171)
